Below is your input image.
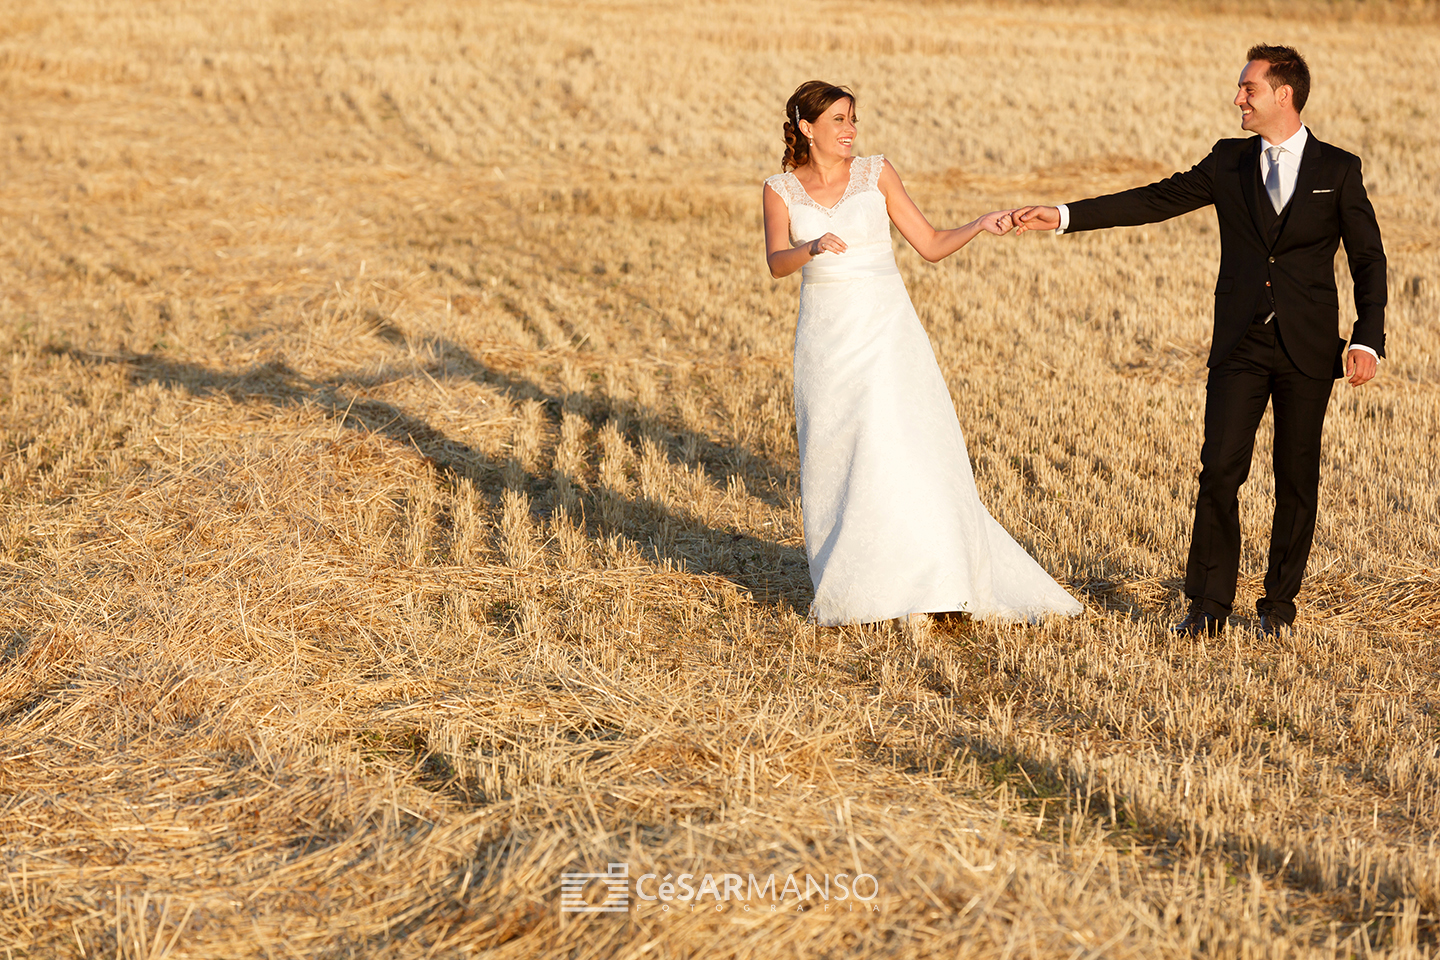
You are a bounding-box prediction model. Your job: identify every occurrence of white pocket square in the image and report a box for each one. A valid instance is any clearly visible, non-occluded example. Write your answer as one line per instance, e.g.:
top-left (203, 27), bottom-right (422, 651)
top-left (1312, 188), bottom-right (1334, 193)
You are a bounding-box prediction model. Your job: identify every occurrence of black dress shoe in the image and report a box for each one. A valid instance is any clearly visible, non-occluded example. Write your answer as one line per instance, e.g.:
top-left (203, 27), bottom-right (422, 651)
top-left (1172, 607), bottom-right (1225, 637)
top-left (1257, 613), bottom-right (1293, 636)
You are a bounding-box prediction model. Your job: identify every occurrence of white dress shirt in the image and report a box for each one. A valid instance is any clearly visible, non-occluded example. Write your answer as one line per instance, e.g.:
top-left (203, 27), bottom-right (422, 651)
top-left (1054, 125), bottom-right (1377, 361)
top-left (1261, 124), bottom-right (1308, 211)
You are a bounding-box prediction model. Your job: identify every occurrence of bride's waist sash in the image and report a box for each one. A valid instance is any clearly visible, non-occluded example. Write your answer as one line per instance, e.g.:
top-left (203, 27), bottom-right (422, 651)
top-left (801, 242), bottom-right (899, 284)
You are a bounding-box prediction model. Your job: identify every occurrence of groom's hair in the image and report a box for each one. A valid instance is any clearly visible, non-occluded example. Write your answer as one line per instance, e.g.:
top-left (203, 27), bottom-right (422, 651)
top-left (1246, 44), bottom-right (1310, 113)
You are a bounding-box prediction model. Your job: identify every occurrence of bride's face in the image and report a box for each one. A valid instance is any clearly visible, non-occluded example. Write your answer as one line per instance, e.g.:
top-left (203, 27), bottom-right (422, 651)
top-left (803, 98), bottom-right (856, 162)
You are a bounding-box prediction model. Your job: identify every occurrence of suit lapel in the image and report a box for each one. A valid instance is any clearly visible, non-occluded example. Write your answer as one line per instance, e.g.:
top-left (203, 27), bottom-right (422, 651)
top-left (1273, 134), bottom-right (1325, 248)
top-left (1239, 137), bottom-right (1267, 242)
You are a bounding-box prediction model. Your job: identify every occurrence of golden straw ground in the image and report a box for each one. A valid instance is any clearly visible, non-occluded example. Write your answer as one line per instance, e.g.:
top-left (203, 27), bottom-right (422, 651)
top-left (1, 0), bottom-right (1439, 956)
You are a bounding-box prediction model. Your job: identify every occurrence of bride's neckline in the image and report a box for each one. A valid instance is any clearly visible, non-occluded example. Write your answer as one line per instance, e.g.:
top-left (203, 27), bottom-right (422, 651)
top-left (790, 158), bottom-right (857, 211)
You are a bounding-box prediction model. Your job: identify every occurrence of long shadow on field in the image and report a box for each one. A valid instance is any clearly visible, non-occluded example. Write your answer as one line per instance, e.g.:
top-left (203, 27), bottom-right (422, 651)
top-left (69, 346), bottom-right (813, 613)
top-left (421, 335), bottom-right (795, 510)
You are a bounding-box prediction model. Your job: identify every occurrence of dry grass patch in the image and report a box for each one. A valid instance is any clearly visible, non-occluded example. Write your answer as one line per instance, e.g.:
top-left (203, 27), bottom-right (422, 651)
top-left (2, 0), bottom-right (1439, 957)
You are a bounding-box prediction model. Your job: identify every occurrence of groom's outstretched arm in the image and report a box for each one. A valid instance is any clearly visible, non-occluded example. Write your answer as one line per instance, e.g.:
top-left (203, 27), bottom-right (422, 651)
top-left (1066, 150), bottom-right (1217, 232)
top-left (1016, 143), bottom-right (1222, 234)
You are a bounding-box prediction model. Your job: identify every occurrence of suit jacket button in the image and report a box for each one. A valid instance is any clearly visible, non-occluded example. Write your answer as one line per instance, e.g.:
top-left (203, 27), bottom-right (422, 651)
top-left (1265, 281), bottom-right (1271, 287)
top-left (1268, 256), bottom-right (1276, 263)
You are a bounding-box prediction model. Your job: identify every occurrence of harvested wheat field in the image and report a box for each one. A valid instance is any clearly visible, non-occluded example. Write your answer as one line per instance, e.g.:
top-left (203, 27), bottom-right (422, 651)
top-left (1, 0), bottom-right (1439, 956)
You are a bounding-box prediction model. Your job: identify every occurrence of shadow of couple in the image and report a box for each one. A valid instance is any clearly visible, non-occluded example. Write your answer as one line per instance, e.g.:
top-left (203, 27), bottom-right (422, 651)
top-left (65, 336), bottom-right (816, 616)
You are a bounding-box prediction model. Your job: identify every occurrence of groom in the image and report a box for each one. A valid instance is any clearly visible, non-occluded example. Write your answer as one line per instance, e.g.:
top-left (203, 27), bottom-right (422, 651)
top-left (1014, 45), bottom-right (1387, 636)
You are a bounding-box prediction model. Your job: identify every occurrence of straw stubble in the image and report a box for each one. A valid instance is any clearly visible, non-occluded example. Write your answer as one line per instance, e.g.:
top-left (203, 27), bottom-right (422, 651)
top-left (1, 0), bottom-right (1438, 957)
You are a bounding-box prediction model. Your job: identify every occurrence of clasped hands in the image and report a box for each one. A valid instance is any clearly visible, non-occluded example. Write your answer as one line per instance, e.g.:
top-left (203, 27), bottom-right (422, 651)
top-left (979, 206), bottom-right (1060, 235)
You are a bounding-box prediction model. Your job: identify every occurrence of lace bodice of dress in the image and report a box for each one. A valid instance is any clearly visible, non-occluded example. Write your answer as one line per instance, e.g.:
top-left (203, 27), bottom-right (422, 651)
top-left (765, 156), bottom-right (894, 276)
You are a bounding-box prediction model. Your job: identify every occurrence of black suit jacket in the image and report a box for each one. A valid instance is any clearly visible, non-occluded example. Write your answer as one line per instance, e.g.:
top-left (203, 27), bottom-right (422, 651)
top-left (1066, 133), bottom-right (1387, 380)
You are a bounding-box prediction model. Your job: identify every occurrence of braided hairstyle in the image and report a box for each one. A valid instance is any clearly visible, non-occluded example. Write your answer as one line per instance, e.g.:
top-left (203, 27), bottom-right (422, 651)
top-left (782, 80), bottom-right (856, 172)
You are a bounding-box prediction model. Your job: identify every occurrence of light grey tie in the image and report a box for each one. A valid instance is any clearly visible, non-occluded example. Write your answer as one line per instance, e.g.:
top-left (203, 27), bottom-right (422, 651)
top-left (1265, 145), bottom-right (1286, 212)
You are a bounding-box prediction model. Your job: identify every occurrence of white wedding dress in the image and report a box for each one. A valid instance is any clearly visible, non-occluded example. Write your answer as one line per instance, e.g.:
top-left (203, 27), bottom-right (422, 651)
top-left (765, 155), bottom-right (1082, 626)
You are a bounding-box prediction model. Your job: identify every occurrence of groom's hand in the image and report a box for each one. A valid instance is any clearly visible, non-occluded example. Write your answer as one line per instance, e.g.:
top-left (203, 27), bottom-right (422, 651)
top-left (1345, 349), bottom-right (1377, 386)
top-left (1013, 205), bottom-right (1061, 235)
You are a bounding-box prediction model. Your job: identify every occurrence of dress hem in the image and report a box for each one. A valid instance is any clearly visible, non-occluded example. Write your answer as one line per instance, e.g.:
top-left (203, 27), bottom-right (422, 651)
top-left (809, 598), bottom-right (1083, 628)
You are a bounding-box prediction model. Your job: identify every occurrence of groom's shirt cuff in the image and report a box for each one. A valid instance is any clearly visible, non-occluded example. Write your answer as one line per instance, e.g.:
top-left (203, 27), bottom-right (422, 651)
top-left (1348, 344), bottom-right (1379, 360)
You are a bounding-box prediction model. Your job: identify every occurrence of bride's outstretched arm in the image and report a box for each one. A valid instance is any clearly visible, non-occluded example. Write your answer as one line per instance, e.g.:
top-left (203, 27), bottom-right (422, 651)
top-left (763, 183), bottom-right (847, 278)
top-left (877, 160), bottom-right (1012, 262)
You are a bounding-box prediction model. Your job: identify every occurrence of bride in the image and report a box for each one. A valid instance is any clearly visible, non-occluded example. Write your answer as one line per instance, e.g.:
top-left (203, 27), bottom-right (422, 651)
top-left (763, 80), bottom-right (1082, 628)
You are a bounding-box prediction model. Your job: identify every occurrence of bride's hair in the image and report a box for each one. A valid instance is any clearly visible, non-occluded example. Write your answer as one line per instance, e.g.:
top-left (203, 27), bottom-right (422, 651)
top-left (783, 81), bottom-right (855, 172)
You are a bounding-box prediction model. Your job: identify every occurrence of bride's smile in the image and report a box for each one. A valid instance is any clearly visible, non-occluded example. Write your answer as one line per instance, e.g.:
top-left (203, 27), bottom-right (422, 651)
top-left (801, 101), bottom-right (857, 164)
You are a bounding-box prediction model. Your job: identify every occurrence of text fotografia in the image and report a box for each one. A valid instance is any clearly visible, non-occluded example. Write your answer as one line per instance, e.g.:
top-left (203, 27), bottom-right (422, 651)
top-left (639, 872), bottom-right (880, 913)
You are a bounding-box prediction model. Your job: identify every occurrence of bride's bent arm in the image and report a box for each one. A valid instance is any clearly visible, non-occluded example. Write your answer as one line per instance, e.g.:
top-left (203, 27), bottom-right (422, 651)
top-left (763, 183), bottom-right (847, 279)
top-left (877, 160), bottom-right (1012, 263)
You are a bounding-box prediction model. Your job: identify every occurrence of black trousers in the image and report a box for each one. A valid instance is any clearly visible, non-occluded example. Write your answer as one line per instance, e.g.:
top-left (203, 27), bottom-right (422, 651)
top-left (1185, 316), bottom-right (1334, 622)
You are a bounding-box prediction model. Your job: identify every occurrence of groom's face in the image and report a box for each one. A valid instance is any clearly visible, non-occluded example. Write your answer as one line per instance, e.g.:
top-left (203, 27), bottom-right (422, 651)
top-left (1234, 60), bottom-right (1292, 138)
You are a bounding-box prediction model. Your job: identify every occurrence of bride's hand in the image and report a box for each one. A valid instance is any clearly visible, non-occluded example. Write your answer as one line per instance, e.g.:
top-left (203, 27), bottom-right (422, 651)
top-left (978, 210), bottom-right (1016, 235)
top-left (807, 233), bottom-right (847, 257)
